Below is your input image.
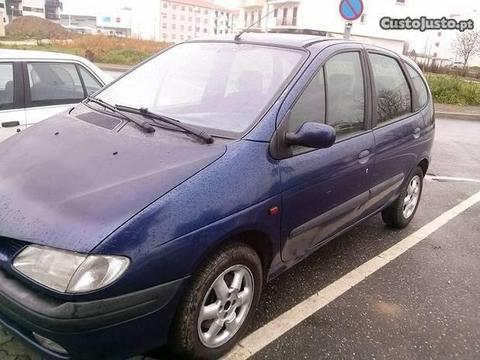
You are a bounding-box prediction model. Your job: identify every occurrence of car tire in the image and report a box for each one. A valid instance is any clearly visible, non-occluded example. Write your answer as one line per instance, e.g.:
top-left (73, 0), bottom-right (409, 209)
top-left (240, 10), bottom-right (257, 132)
top-left (382, 166), bottom-right (424, 229)
top-left (171, 242), bottom-right (263, 359)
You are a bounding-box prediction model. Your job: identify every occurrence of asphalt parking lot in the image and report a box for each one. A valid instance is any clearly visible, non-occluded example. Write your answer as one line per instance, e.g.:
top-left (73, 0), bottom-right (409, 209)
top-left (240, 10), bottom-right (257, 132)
top-left (1, 117), bottom-right (479, 359)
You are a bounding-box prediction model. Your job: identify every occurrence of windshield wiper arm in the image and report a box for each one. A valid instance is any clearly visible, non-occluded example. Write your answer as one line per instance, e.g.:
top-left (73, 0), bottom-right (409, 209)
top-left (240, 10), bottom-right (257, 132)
top-left (85, 96), bottom-right (155, 134)
top-left (115, 104), bottom-right (214, 144)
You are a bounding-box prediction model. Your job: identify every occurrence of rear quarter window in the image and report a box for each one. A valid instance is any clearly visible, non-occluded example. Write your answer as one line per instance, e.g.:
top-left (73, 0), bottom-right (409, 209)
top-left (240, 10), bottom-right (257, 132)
top-left (406, 64), bottom-right (429, 111)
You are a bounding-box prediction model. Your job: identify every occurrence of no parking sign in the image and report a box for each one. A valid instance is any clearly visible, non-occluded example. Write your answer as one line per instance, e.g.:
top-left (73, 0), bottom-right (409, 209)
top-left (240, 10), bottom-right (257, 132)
top-left (339, 0), bottom-right (364, 39)
top-left (339, 0), bottom-right (364, 21)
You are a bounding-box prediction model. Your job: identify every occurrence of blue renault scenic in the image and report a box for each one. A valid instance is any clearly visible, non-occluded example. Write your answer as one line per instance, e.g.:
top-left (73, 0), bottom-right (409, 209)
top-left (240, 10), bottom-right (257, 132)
top-left (0, 33), bottom-right (434, 359)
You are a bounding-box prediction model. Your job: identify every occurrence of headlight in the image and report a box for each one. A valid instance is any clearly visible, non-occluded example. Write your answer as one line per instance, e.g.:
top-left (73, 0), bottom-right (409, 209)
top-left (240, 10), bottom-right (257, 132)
top-left (13, 245), bottom-right (129, 293)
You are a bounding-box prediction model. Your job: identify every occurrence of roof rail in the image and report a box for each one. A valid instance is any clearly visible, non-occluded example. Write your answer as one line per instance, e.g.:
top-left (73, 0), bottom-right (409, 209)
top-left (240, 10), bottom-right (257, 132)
top-left (268, 28), bottom-right (328, 36)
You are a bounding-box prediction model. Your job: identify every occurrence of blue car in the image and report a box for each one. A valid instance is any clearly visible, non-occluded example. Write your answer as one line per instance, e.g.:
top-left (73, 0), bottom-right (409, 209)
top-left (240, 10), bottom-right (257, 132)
top-left (0, 33), bottom-right (434, 359)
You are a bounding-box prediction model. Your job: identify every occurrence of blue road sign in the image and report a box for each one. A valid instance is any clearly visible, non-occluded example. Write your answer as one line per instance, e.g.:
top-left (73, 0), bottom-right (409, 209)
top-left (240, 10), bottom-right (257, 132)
top-left (339, 0), bottom-right (364, 21)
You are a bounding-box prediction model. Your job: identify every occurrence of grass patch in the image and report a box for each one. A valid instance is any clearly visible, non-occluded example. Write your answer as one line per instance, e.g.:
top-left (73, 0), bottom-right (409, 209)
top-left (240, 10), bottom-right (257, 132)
top-left (426, 74), bottom-right (480, 106)
top-left (0, 36), bottom-right (170, 65)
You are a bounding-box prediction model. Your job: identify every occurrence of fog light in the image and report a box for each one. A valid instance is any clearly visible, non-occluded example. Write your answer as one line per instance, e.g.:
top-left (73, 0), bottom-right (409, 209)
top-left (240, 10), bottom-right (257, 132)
top-left (33, 332), bottom-right (68, 354)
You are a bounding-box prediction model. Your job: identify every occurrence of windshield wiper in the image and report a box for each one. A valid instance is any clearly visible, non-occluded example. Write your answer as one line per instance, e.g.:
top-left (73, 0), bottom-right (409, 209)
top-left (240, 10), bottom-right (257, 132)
top-left (115, 104), bottom-right (214, 144)
top-left (85, 96), bottom-right (155, 133)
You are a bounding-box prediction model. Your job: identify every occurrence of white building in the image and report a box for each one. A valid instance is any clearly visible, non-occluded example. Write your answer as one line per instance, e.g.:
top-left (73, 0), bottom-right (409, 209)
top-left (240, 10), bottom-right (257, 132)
top-left (238, 0), bottom-right (427, 54)
top-left (60, 6), bottom-right (132, 36)
top-left (132, 0), bottom-right (237, 43)
top-left (11, 0), bottom-right (46, 19)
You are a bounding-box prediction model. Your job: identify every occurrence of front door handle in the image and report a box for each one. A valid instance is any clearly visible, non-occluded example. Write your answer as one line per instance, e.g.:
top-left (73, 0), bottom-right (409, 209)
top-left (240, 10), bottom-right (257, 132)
top-left (413, 127), bottom-right (421, 139)
top-left (358, 150), bottom-right (370, 164)
top-left (1, 121), bottom-right (20, 128)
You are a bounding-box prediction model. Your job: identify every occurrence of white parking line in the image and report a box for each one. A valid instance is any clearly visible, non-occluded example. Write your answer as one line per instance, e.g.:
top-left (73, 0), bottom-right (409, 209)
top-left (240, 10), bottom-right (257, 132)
top-left (223, 190), bottom-right (480, 360)
top-left (426, 175), bottom-right (480, 184)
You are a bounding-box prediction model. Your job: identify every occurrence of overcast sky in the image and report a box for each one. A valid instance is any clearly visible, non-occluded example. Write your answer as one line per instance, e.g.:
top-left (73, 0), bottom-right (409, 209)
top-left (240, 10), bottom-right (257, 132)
top-left (62, 0), bottom-right (478, 14)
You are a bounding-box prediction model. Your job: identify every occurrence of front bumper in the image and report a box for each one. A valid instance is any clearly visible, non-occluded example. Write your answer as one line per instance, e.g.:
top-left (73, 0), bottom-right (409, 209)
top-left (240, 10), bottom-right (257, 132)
top-left (0, 267), bottom-right (188, 359)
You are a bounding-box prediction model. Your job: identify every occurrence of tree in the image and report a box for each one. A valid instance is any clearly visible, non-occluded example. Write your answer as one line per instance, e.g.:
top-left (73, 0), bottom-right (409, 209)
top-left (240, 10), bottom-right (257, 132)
top-left (452, 30), bottom-right (480, 68)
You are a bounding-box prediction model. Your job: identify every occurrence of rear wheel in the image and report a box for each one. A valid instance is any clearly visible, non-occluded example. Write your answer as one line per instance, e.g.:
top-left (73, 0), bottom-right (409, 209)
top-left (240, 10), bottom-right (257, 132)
top-left (382, 166), bottom-right (424, 229)
top-left (171, 243), bottom-right (263, 359)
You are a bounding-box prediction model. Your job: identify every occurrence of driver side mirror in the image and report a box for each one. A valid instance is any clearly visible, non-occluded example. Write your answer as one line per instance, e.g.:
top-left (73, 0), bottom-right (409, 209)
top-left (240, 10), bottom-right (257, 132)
top-left (284, 122), bottom-right (336, 149)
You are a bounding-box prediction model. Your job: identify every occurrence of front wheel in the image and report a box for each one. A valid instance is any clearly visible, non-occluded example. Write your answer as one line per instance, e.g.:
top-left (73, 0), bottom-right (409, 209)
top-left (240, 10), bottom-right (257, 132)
top-left (382, 166), bottom-right (424, 229)
top-left (171, 243), bottom-right (263, 359)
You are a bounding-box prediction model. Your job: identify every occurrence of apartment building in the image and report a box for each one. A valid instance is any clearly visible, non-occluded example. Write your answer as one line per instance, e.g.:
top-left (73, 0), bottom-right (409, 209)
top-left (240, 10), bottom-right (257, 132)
top-left (133, 0), bottom-right (237, 43)
top-left (0, 0), bottom-right (6, 35)
top-left (3, 0), bottom-right (62, 20)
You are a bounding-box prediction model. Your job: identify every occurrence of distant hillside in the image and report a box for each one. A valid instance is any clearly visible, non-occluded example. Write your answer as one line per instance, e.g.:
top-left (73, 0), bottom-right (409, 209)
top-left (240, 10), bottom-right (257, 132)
top-left (5, 16), bottom-right (73, 40)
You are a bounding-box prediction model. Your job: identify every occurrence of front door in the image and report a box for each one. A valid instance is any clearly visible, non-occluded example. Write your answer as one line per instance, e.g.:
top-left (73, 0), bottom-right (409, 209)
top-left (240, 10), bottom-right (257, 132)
top-left (277, 48), bottom-right (374, 262)
top-left (0, 62), bottom-right (26, 142)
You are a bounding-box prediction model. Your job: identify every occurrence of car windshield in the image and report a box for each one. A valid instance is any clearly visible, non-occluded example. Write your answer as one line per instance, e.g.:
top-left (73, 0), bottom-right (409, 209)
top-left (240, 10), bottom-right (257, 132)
top-left (96, 42), bottom-right (305, 136)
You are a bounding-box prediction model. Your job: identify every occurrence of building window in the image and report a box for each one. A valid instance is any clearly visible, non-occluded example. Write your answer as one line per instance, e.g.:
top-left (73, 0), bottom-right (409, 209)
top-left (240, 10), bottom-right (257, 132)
top-left (163, 2), bottom-right (167, 8)
top-left (360, 13), bottom-right (366, 24)
top-left (195, 26), bottom-right (200, 32)
top-left (244, 12), bottom-right (247, 27)
top-left (273, 8), bottom-right (278, 17)
top-left (435, 42), bottom-right (440, 47)
top-left (181, 6), bottom-right (185, 11)
top-left (250, 11), bottom-right (254, 26)
top-left (282, 8), bottom-right (288, 26)
top-left (172, 34), bottom-right (176, 39)
top-left (292, 7), bottom-right (298, 26)
top-left (204, 9), bottom-right (208, 15)
top-left (181, 15), bottom-right (185, 21)
top-left (172, 4), bottom-right (176, 9)
top-left (172, 24), bottom-right (176, 29)
top-left (396, 0), bottom-right (405, 4)
top-left (437, 31), bottom-right (442, 37)
top-left (181, 25), bottom-right (184, 30)
top-left (172, 14), bottom-right (176, 20)
top-left (204, 18), bottom-right (208, 24)
top-left (188, 25), bottom-right (192, 31)
top-left (203, 28), bottom-right (207, 33)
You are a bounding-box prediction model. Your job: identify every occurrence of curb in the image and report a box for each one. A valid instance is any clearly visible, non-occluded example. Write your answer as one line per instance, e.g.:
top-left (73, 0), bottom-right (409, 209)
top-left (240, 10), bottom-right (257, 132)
top-left (435, 111), bottom-right (480, 121)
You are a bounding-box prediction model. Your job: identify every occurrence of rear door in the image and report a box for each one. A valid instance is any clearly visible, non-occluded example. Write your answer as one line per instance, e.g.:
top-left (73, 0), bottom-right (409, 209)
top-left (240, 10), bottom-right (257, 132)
top-left (276, 44), bottom-right (374, 262)
top-left (0, 61), bottom-right (26, 142)
top-left (366, 50), bottom-right (426, 212)
top-left (23, 61), bottom-right (103, 127)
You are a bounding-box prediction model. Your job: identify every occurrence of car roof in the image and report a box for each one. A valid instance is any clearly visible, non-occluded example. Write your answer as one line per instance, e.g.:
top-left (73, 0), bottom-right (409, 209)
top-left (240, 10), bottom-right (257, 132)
top-left (0, 49), bottom-right (90, 62)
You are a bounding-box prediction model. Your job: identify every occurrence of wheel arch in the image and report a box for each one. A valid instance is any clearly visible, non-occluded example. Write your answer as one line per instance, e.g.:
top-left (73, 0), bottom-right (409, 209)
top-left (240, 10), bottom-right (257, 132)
top-left (418, 158), bottom-right (429, 176)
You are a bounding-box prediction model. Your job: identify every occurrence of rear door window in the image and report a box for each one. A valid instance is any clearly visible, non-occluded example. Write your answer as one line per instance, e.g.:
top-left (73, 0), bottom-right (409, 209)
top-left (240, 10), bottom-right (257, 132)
top-left (369, 53), bottom-right (411, 123)
top-left (0, 63), bottom-right (15, 109)
top-left (27, 62), bottom-right (85, 106)
top-left (78, 66), bottom-right (103, 95)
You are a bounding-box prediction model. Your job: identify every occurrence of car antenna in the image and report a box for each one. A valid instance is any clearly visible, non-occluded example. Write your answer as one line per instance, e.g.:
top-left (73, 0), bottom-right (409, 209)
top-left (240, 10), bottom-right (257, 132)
top-left (234, 0), bottom-right (292, 42)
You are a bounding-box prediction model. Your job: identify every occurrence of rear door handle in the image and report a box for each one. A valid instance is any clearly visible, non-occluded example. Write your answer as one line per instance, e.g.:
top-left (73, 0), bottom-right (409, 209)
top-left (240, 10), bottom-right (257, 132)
top-left (413, 127), bottom-right (421, 139)
top-left (358, 150), bottom-right (370, 164)
top-left (1, 121), bottom-right (20, 128)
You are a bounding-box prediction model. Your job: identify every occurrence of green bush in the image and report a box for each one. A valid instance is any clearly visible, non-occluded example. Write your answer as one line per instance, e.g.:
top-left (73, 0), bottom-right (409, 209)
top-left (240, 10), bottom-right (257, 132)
top-left (426, 74), bottom-right (480, 106)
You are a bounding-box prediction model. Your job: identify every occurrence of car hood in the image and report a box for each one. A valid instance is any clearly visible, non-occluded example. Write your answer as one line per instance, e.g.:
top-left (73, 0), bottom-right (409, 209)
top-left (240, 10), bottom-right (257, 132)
top-left (0, 113), bottom-right (226, 252)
